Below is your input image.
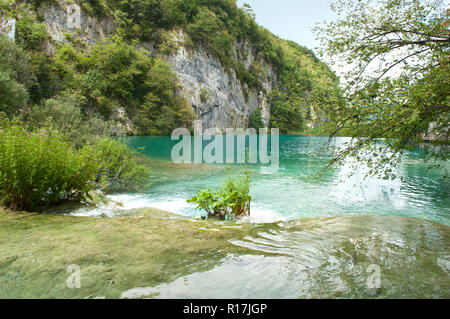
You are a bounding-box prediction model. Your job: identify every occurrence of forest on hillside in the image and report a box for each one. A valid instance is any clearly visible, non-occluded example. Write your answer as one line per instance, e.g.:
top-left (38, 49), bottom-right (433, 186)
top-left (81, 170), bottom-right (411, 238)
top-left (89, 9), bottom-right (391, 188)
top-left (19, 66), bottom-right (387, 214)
top-left (0, 0), bottom-right (339, 135)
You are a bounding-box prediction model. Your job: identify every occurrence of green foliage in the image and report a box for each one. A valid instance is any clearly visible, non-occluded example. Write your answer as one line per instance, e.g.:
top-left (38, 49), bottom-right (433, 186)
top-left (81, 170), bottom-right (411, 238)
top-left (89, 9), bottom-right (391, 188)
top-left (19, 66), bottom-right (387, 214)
top-left (248, 108), bottom-right (264, 131)
top-left (47, 0), bottom-right (338, 131)
top-left (0, 116), bottom-right (151, 209)
top-left (156, 29), bottom-right (179, 55)
top-left (0, 35), bottom-right (36, 86)
top-left (267, 39), bottom-right (340, 132)
top-left (54, 40), bottom-right (150, 117)
top-left (91, 138), bottom-right (151, 193)
top-left (314, 0), bottom-right (449, 175)
top-left (15, 15), bottom-right (48, 51)
top-left (0, 117), bottom-right (99, 210)
top-left (52, 40), bottom-right (192, 134)
top-left (27, 50), bottom-right (58, 103)
top-left (0, 71), bottom-right (28, 116)
top-left (15, 0), bottom-right (58, 9)
top-left (0, 7), bottom-right (58, 103)
top-left (188, 168), bottom-right (251, 220)
top-left (269, 89), bottom-right (304, 133)
top-left (133, 57), bottom-right (194, 135)
top-left (134, 92), bottom-right (187, 136)
top-left (26, 90), bottom-right (111, 146)
top-left (200, 87), bottom-right (209, 103)
top-left (187, 6), bottom-right (221, 43)
top-left (78, 0), bottom-right (109, 17)
top-left (0, 35), bottom-right (36, 115)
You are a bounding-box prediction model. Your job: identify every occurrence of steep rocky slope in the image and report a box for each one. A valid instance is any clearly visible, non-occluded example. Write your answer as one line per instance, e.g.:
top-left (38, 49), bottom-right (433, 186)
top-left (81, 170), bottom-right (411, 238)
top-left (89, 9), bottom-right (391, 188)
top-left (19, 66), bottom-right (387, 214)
top-left (35, 1), bottom-right (275, 130)
top-left (0, 0), bottom-right (339, 134)
top-left (166, 31), bottom-right (274, 130)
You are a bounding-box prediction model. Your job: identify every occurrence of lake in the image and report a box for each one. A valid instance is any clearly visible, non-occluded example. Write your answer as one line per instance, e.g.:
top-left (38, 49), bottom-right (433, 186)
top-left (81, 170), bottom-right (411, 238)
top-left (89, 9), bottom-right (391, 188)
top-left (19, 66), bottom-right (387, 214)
top-left (70, 135), bottom-right (449, 226)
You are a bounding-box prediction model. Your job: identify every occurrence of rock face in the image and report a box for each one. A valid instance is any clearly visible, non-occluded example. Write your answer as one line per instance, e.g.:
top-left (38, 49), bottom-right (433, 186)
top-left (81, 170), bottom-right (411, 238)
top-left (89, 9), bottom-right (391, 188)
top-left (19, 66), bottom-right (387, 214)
top-left (38, 2), bottom-right (115, 54)
top-left (166, 31), bottom-right (275, 131)
top-left (36, 2), bottom-right (276, 131)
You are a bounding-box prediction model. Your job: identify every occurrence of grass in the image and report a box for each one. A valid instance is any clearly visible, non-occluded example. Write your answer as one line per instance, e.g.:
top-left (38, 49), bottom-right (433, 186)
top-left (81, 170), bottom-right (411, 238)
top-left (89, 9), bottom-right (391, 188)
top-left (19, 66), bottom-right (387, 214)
top-left (0, 208), bottom-right (270, 299)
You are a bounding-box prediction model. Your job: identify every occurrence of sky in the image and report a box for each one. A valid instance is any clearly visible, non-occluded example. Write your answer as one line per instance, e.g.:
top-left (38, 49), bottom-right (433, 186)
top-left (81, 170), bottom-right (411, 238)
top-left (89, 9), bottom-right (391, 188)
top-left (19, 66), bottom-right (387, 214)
top-left (235, 0), bottom-right (337, 53)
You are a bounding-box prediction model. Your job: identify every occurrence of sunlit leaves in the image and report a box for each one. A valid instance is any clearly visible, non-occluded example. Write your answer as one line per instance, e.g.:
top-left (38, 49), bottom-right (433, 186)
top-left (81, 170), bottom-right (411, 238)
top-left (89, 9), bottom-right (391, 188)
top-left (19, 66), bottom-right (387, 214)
top-left (314, 0), bottom-right (449, 177)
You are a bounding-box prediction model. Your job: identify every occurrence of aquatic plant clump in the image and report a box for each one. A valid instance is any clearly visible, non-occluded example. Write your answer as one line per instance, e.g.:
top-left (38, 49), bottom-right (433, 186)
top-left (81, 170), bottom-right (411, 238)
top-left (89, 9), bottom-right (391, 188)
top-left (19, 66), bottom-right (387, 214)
top-left (188, 169), bottom-right (251, 220)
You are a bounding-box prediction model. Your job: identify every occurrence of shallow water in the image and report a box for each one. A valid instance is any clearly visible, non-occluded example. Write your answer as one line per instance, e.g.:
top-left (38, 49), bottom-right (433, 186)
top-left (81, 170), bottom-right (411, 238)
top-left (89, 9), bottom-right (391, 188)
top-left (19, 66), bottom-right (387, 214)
top-left (121, 215), bottom-right (450, 299)
top-left (73, 136), bottom-right (449, 226)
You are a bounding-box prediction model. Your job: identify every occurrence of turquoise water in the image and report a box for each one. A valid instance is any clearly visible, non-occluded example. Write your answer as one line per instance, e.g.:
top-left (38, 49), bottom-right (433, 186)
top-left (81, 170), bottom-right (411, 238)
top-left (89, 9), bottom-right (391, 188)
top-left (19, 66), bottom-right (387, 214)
top-left (101, 135), bottom-right (450, 225)
top-left (76, 136), bottom-right (449, 225)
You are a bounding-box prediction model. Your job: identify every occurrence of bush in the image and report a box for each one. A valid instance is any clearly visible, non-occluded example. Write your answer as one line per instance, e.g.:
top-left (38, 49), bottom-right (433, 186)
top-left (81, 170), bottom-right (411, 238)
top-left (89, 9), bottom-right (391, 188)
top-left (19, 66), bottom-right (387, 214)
top-left (188, 168), bottom-right (251, 220)
top-left (269, 89), bottom-right (304, 133)
top-left (0, 116), bottom-right (151, 209)
top-left (26, 90), bottom-right (112, 146)
top-left (0, 118), bottom-right (99, 210)
top-left (200, 88), bottom-right (209, 103)
top-left (0, 36), bottom-right (36, 88)
top-left (0, 71), bottom-right (29, 116)
top-left (248, 109), bottom-right (265, 131)
top-left (0, 35), bottom-right (36, 115)
top-left (15, 16), bottom-right (48, 51)
top-left (92, 138), bottom-right (151, 193)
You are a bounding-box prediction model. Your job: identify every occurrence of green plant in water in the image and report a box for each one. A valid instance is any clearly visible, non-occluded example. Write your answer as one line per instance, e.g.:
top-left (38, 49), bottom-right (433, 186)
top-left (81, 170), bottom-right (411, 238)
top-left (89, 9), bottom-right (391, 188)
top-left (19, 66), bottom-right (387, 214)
top-left (92, 137), bottom-right (151, 194)
top-left (188, 167), bottom-right (251, 220)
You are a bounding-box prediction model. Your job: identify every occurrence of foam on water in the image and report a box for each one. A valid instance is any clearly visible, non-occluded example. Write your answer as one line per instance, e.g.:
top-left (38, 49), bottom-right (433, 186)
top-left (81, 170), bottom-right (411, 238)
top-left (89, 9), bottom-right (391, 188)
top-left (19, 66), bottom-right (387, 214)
top-left (239, 205), bottom-right (287, 223)
top-left (67, 193), bottom-right (287, 223)
top-left (107, 194), bottom-right (155, 210)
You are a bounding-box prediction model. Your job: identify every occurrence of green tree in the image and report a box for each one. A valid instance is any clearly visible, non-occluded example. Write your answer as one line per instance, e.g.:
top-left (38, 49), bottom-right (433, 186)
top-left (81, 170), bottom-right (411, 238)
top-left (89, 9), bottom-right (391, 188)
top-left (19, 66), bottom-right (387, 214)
top-left (0, 35), bottom-right (36, 116)
top-left (0, 36), bottom-right (35, 88)
top-left (15, 15), bottom-right (48, 51)
top-left (269, 89), bottom-right (304, 133)
top-left (26, 90), bottom-right (111, 146)
top-left (248, 108), bottom-right (265, 131)
top-left (0, 71), bottom-right (28, 116)
top-left (314, 0), bottom-right (449, 175)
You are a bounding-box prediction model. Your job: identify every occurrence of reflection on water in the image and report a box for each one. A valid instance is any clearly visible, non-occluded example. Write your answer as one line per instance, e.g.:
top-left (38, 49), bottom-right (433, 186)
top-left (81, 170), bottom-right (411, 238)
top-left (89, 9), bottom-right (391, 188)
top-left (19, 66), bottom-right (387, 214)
top-left (100, 136), bottom-right (450, 225)
top-left (121, 215), bottom-right (450, 299)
